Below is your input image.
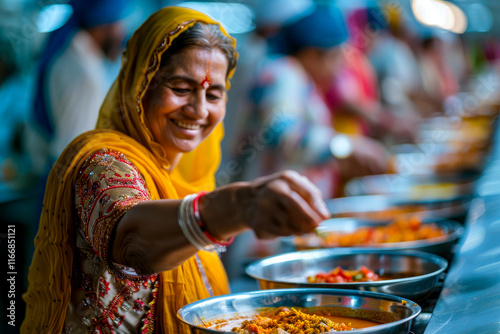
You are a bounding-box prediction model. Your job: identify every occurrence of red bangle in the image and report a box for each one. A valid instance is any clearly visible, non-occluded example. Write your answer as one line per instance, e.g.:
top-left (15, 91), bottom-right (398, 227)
top-left (193, 191), bottom-right (207, 226)
top-left (204, 232), bottom-right (235, 247)
top-left (193, 191), bottom-right (235, 247)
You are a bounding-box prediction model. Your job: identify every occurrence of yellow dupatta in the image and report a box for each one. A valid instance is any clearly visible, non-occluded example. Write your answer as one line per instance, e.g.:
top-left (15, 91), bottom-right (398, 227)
top-left (22, 7), bottom-right (237, 334)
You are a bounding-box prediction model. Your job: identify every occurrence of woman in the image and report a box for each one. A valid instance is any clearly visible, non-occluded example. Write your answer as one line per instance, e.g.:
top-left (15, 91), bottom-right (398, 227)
top-left (22, 7), bottom-right (329, 334)
top-left (325, 5), bottom-right (419, 143)
top-left (237, 6), bottom-right (389, 198)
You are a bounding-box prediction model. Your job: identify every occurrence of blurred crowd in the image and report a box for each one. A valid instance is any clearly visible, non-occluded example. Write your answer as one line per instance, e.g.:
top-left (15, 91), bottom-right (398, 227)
top-left (223, 1), bottom-right (478, 195)
top-left (218, 0), bottom-right (500, 284)
top-left (2, 0), bottom-right (500, 306)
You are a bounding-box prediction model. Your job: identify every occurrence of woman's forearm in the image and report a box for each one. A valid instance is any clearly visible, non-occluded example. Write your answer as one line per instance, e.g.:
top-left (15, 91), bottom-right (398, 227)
top-left (111, 199), bottom-right (196, 275)
top-left (111, 172), bottom-right (328, 276)
top-left (111, 186), bottom-right (250, 275)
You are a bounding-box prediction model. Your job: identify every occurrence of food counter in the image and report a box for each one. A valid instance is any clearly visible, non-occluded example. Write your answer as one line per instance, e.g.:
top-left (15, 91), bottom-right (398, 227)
top-left (423, 120), bottom-right (500, 334)
top-left (215, 112), bottom-right (500, 334)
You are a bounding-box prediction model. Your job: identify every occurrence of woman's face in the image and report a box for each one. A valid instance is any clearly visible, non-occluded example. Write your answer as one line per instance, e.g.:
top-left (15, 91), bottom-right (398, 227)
top-left (144, 46), bottom-right (228, 155)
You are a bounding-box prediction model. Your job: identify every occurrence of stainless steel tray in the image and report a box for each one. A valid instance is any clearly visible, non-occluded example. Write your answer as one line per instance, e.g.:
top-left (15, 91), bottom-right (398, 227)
top-left (389, 143), bottom-right (486, 176)
top-left (245, 249), bottom-right (448, 301)
top-left (326, 194), bottom-right (471, 222)
top-left (177, 288), bottom-right (421, 334)
top-left (344, 174), bottom-right (476, 201)
top-left (290, 218), bottom-right (464, 257)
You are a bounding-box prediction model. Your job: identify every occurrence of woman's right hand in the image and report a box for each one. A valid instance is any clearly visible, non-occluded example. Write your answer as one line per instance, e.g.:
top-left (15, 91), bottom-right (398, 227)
top-left (199, 170), bottom-right (331, 240)
top-left (114, 170), bottom-right (330, 274)
top-left (337, 136), bottom-right (389, 180)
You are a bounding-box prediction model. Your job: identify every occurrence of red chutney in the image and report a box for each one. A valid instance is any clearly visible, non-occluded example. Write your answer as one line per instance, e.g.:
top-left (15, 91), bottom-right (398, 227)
top-left (307, 266), bottom-right (379, 283)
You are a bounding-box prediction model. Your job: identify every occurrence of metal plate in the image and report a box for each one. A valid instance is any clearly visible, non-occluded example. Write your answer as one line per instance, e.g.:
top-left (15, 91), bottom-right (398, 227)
top-left (291, 218), bottom-right (464, 257)
top-left (389, 143), bottom-right (486, 176)
top-left (245, 249), bottom-right (448, 301)
top-left (344, 174), bottom-right (476, 201)
top-left (326, 194), bottom-right (471, 222)
top-left (177, 288), bottom-right (421, 334)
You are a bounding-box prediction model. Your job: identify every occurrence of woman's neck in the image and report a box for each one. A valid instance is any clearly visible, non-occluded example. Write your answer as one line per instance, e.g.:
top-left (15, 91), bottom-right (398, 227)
top-left (166, 152), bottom-right (182, 172)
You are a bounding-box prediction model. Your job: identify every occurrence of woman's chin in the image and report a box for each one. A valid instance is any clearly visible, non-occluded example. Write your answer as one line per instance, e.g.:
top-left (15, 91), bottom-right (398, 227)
top-left (168, 139), bottom-right (201, 154)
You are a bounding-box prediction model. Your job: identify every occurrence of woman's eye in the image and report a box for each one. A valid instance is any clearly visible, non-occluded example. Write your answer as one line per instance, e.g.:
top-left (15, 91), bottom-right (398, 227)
top-left (172, 88), bottom-right (190, 94)
top-left (207, 93), bottom-right (222, 101)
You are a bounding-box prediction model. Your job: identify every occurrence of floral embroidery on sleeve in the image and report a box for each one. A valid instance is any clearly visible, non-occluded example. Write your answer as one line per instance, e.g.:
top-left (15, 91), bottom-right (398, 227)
top-left (75, 149), bottom-right (150, 274)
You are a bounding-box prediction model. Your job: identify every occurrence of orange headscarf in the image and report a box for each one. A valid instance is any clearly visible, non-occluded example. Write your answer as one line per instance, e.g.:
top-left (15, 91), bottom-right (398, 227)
top-left (22, 6), bottom-right (237, 333)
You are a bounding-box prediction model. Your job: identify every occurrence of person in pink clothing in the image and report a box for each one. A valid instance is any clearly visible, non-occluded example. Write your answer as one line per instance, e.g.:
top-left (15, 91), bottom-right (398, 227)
top-left (325, 6), bottom-right (419, 143)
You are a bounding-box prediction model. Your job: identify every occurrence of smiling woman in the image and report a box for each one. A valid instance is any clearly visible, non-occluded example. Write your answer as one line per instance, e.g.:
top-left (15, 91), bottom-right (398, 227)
top-left (144, 44), bottom-right (229, 166)
top-left (21, 6), bottom-right (330, 334)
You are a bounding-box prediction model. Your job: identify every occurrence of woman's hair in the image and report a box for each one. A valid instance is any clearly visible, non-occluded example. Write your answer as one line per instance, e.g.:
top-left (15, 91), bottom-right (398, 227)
top-left (160, 22), bottom-right (237, 77)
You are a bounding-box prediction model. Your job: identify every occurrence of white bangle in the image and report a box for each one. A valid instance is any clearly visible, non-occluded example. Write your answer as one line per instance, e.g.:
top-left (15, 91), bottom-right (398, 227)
top-left (329, 134), bottom-right (354, 159)
top-left (178, 194), bottom-right (228, 253)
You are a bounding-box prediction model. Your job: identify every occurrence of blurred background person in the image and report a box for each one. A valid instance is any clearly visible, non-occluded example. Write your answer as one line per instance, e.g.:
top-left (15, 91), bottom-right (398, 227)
top-left (26, 0), bottom-right (131, 217)
top-left (417, 34), bottom-right (461, 111)
top-left (325, 4), bottom-right (420, 146)
top-left (0, 38), bottom-right (35, 193)
top-left (222, 5), bottom-right (390, 291)
top-left (367, 4), bottom-right (425, 120)
top-left (32, 0), bottom-right (130, 156)
top-left (221, 0), bottom-right (314, 179)
top-left (236, 5), bottom-right (389, 198)
top-left (27, 0), bottom-right (130, 185)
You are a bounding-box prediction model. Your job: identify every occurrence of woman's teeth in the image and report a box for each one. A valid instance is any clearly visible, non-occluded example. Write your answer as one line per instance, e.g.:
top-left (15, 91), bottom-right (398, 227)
top-left (173, 120), bottom-right (201, 130)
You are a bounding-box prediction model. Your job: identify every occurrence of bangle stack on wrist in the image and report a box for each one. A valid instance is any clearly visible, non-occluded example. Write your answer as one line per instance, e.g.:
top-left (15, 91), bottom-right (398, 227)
top-left (178, 192), bottom-right (234, 253)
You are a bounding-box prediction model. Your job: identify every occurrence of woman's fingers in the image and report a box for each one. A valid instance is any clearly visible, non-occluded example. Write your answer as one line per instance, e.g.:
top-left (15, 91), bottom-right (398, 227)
top-left (250, 195), bottom-right (294, 239)
top-left (279, 190), bottom-right (322, 233)
top-left (252, 176), bottom-right (325, 238)
top-left (244, 170), bottom-right (331, 239)
top-left (279, 170), bottom-right (331, 220)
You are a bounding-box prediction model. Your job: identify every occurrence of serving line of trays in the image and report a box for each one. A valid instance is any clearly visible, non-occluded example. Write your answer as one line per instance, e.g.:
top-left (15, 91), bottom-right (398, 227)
top-left (177, 205), bottom-right (467, 333)
top-left (177, 238), bottom-right (459, 333)
top-left (328, 173), bottom-right (477, 224)
top-left (176, 199), bottom-right (467, 333)
top-left (175, 96), bottom-right (495, 333)
top-left (176, 172), bottom-right (480, 333)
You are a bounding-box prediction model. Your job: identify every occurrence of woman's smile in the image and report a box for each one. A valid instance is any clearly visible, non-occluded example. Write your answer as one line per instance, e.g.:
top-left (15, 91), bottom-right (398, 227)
top-left (171, 119), bottom-right (204, 131)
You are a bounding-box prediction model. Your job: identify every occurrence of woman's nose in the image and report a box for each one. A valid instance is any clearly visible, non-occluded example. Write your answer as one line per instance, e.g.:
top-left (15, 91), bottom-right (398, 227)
top-left (186, 92), bottom-right (209, 119)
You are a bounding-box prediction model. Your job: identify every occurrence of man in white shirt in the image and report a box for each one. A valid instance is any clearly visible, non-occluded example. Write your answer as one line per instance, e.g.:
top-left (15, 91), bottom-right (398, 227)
top-left (27, 0), bottom-right (130, 219)
top-left (48, 28), bottom-right (114, 156)
top-left (30, 0), bottom-right (130, 169)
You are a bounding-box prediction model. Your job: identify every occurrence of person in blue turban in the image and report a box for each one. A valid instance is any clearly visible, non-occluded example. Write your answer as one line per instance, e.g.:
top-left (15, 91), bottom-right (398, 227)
top-left (236, 5), bottom-right (389, 195)
top-left (225, 6), bottom-right (390, 287)
top-left (33, 0), bottom-right (131, 143)
top-left (29, 0), bottom-right (131, 219)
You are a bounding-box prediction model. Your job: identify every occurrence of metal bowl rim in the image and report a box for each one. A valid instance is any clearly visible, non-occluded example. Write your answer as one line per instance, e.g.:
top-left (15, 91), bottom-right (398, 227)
top-left (344, 174), bottom-right (478, 200)
top-left (177, 288), bottom-right (422, 333)
top-left (328, 193), bottom-right (474, 207)
top-left (245, 249), bottom-right (448, 287)
top-left (296, 219), bottom-right (464, 250)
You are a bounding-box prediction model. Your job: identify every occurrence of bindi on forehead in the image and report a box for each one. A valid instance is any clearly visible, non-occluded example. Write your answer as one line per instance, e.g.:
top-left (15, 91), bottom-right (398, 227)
top-left (200, 59), bottom-right (211, 89)
top-left (158, 47), bottom-right (227, 89)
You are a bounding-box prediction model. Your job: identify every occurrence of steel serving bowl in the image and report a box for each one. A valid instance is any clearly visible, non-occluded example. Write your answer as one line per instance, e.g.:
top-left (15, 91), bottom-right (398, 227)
top-left (389, 143), bottom-right (486, 176)
top-left (344, 174), bottom-right (476, 201)
top-left (245, 249), bottom-right (448, 301)
top-left (177, 288), bottom-right (421, 334)
top-left (291, 218), bottom-right (464, 257)
top-left (326, 194), bottom-right (471, 222)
